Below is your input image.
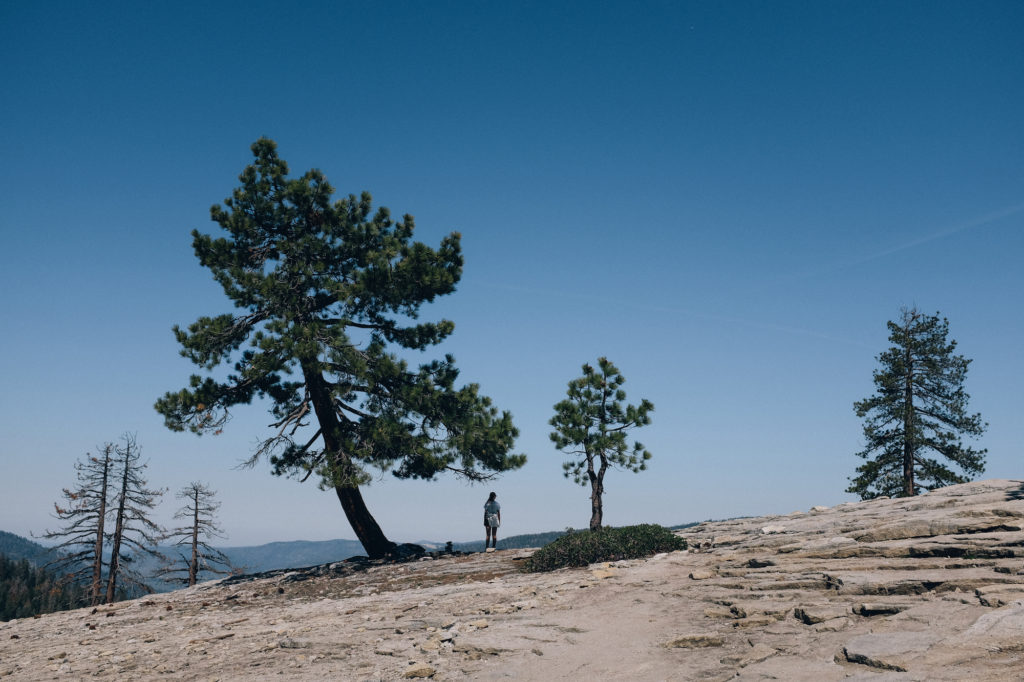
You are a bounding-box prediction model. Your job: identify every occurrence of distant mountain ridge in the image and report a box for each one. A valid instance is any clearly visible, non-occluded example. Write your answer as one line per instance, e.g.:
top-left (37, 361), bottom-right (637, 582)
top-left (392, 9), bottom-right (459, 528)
top-left (0, 531), bottom-right (55, 566)
top-left (2, 522), bottom-right (700, 592)
top-left (217, 538), bottom-right (367, 573)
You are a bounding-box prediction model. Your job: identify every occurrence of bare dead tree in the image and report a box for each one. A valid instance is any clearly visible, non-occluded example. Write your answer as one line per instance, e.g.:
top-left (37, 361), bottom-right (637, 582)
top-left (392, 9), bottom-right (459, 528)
top-left (39, 444), bottom-right (116, 606)
top-left (157, 482), bottom-right (234, 586)
top-left (104, 434), bottom-right (166, 602)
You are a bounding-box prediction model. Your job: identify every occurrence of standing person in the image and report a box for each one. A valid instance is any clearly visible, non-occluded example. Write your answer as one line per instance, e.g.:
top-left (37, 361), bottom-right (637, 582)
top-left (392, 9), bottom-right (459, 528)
top-left (483, 492), bottom-right (501, 551)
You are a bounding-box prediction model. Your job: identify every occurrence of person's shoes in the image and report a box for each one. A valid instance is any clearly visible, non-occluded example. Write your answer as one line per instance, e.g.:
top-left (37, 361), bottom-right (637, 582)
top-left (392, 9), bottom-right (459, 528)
top-left (485, 547), bottom-right (495, 553)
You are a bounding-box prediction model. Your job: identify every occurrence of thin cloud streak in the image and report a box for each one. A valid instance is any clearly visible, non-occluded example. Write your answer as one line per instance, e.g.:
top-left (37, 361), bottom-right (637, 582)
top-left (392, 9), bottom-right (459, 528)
top-left (480, 282), bottom-right (870, 348)
top-left (796, 200), bottom-right (1024, 280)
top-left (864, 201), bottom-right (1024, 262)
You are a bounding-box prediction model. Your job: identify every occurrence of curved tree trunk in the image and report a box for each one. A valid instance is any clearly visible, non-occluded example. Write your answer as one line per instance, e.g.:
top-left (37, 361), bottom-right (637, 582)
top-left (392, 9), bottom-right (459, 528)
top-left (335, 485), bottom-right (396, 558)
top-left (304, 364), bottom-right (396, 559)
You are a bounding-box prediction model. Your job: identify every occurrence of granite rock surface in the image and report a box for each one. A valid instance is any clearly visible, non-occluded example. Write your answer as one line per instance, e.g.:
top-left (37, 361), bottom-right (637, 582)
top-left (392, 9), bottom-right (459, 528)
top-left (2, 479), bottom-right (1023, 680)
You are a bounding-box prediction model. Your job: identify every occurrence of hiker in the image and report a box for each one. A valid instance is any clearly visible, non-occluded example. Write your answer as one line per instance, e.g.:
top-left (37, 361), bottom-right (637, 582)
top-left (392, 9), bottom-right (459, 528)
top-left (483, 491), bottom-right (501, 551)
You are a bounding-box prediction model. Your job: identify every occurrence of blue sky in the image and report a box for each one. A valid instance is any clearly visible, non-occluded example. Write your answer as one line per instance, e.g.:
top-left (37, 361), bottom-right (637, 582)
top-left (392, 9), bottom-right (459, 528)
top-left (2, 1), bottom-right (1021, 547)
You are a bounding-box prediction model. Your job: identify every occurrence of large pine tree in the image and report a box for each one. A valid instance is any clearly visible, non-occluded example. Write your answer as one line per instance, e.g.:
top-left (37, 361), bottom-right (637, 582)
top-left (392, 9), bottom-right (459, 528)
top-left (156, 138), bottom-right (524, 558)
top-left (849, 308), bottom-right (987, 499)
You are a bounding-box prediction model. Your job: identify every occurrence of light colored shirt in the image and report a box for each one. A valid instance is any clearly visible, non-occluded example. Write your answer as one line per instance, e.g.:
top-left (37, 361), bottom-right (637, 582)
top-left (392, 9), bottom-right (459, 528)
top-left (484, 500), bottom-right (501, 515)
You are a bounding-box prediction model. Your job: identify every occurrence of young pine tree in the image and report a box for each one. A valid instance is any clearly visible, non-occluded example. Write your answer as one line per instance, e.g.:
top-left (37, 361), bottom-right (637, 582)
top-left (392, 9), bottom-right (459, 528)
top-left (158, 482), bottom-right (233, 586)
top-left (849, 308), bottom-right (987, 499)
top-left (156, 138), bottom-right (524, 559)
top-left (550, 358), bottom-right (654, 531)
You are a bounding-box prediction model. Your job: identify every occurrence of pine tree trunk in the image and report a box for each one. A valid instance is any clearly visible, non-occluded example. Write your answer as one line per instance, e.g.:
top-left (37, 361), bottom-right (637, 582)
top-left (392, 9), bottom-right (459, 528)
top-left (105, 442), bottom-right (132, 603)
top-left (189, 488), bottom-right (199, 586)
top-left (903, 339), bottom-right (916, 497)
top-left (334, 485), bottom-right (396, 558)
top-left (589, 460), bottom-right (606, 531)
top-left (90, 452), bottom-right (110, 606)
top-left (304, 364), bottom-right (396, 559)
top-left (589, 488), bottom-right (603, 531)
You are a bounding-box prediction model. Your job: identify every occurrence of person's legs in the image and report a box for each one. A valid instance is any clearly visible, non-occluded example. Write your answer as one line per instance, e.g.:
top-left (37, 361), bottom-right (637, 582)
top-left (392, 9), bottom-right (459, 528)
top-left (485, 526), bottom-right (493, 548)
top-left (491, 529), bottom-right (498, 549)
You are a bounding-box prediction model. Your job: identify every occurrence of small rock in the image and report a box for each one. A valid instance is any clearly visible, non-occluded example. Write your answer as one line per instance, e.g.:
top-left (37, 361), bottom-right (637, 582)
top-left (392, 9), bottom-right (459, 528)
top-left (451, 643), bottom-right (505, 659)
top-left (403, 662), bottom-right (436, 678)
top-left (468, 619), bottom-right (488, 628)
top-left (794, 606), bottom-right (850, 625)
top-left (689, 570), bottom-right (716, 580)
top-left (665, 634), bottom-right (724, 648)
top-left (740, 643), bottom-right (777, 667)
top-left (733, 614), bottom-right (777, 628)
top-left (703, 606), bottom-right (734, 619)
top-left (812, 617), bottom-right (851, 632)
top-left (852, 603), bottom-right (908, 617)
top-left (761, 525), bottom-right (786, 535)
top-left (278, 638), bottom-right (311, 649)
top-left (419, 638), bottom-right (440, 652)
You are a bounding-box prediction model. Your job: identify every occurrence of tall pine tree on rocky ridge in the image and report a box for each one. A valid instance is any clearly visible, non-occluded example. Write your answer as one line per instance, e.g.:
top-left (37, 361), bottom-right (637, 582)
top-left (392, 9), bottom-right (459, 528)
top-left (849, 307), bottom-right (986, 499)
top-left (156, 138), bottom-right (525, 559)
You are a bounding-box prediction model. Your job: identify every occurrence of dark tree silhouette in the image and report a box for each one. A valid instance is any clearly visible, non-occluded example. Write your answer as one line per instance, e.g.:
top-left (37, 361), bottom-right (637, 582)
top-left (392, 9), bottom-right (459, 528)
top-left (156, 138), bottom-right (524, 558)
top-left (849, 308), bottom-right (987, 499)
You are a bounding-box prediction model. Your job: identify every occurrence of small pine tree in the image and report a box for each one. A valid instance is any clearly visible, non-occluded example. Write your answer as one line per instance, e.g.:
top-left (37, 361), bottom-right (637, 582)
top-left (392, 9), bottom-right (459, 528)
top-left (158, 482), bottom-right (234, 586)
top-left (849, 308), bottom-right (987, 499)
top-left (550, 358), bottom-right (654, 530)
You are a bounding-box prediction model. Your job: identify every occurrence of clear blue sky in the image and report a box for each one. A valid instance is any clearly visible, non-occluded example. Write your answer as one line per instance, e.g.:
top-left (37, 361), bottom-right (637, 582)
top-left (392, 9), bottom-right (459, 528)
top-left (2, 1), bottom-right (1021, 547)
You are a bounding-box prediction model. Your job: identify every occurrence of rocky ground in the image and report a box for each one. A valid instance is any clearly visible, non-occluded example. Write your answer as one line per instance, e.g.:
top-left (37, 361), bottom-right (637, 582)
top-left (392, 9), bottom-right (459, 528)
top-left (3, 479), bottom-right (1024, 680)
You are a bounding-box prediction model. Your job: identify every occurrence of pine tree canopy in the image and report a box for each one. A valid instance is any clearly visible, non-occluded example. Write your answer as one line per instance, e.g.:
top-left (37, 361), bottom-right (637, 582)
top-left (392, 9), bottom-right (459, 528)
top-left (849, 307), bottom-right (987, 499)
top-left (155, 138), bottom-right (524, 557)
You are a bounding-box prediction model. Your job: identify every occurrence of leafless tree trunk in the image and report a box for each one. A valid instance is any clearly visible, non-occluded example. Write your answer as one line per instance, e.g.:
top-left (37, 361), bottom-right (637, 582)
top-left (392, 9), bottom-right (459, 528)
top-left (40, 444), bottom-right (116, 606)
top-left (158, 482), bottom-right (233, 586)
top-left (104, 434), bottom-right (165, 602)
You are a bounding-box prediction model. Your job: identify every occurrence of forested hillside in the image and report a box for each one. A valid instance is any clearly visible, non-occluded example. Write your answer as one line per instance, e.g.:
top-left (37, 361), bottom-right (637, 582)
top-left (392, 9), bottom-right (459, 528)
top-left (0, 531), bottom-right (54, 566)
top-left (0, 555), bottom-right (89, 621)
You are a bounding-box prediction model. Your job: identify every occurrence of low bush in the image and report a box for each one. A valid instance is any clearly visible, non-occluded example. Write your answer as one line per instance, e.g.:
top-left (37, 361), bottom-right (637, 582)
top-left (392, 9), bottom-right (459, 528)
top-left (522, 524), bottom-right (686, 572)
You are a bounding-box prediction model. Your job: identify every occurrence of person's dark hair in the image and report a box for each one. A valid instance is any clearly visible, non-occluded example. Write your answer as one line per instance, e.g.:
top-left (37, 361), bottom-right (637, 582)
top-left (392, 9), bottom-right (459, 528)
top-left (488, 491), bottom-right (497, 501)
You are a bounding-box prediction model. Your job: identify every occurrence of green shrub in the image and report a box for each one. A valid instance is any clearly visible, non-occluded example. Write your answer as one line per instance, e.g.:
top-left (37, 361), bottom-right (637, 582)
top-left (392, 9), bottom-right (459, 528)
top-left (522, 524), bottom-right (686, 572)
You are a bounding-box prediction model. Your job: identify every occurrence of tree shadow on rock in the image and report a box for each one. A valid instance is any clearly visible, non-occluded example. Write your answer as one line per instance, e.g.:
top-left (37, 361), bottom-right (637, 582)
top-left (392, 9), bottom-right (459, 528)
top-left (1005, 482), bottom-right (1024, 501)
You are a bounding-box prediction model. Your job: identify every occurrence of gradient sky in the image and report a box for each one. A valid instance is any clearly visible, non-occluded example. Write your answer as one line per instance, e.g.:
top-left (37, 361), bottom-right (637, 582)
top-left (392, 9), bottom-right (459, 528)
top-left (2, 1), bottom-right (1022, 547)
